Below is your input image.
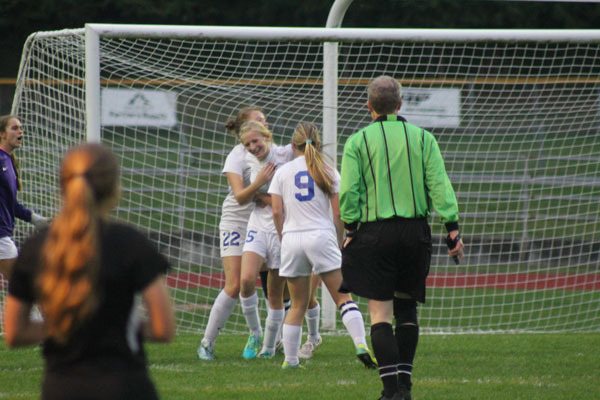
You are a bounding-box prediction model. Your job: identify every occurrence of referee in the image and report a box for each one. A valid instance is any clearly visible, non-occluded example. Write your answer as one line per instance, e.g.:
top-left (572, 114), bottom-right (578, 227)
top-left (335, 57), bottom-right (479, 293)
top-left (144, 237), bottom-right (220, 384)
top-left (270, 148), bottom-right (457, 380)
top-left (339, 75), bottom-right (464, 400)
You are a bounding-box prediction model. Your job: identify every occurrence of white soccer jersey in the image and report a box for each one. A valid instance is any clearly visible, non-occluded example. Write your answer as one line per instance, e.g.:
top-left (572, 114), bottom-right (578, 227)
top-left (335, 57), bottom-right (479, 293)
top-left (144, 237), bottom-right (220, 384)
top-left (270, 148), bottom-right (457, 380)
top-left (246, 143), bottom-right (293, 233)
top-left (220, 144), bottom-right (254, 226)
top-left (268, 155), bottom-right (340, 234)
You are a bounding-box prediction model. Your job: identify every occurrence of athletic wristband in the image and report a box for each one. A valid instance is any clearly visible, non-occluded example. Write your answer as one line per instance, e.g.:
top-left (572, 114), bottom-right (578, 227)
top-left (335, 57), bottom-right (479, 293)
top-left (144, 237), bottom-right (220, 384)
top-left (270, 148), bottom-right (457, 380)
top-left (344, 221), bottom-right (358, 231)
top-left (345, 229), bottom-right (356, 238)
top-left (445, 221), bottom-right (459, 232)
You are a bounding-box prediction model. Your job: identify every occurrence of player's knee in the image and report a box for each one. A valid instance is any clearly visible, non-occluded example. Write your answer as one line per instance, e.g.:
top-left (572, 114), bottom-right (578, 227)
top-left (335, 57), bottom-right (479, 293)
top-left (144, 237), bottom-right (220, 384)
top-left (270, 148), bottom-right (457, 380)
top-left (239, 278), bottom-right (255, 296)
top-left (393, 298), bottom-right (418, 325)
top-left (224, 282), bottom-right (240, 297)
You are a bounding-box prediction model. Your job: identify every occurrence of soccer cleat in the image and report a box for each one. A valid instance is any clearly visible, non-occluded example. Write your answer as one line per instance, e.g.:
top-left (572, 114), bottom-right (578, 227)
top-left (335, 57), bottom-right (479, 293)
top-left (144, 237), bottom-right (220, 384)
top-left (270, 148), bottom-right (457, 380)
top-left (297, 336), bottom-right (322, 359)
top-left (281, 361), bottom-right (305, 370)
top-left (197, 340), bottom-right (215, 361)
top-left (378, 390), bottom-right (411, 400)
top-left (257, 349), bottom-right (275, 359)
top-left (398, 384), bottom-right (412, 400)
top-left (242, 334), bottom-right (262, 360)
top-left (356, 343), bottom-right (378, 369)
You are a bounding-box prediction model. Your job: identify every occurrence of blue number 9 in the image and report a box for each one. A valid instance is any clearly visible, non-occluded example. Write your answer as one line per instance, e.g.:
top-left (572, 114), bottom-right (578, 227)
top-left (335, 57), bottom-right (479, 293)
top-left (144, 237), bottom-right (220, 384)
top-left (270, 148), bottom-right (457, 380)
top-left (295, 171), bottom-right (314, 201)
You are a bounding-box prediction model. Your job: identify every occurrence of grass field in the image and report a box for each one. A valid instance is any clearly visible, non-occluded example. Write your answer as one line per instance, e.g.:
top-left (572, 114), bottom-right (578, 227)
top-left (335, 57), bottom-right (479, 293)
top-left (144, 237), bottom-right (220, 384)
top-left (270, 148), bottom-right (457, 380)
top-left (1, 333), bottom-right (599, 400)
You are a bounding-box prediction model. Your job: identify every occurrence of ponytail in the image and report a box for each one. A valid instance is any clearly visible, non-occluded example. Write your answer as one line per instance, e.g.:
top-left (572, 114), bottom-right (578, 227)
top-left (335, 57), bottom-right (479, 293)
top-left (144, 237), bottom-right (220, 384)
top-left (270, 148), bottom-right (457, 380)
top-left (292, 122), bottom-right (334, 196)
top-left (39, 175), bottom-right (99, 344)
top-left (38, 143), bottom-right (119, 344)
top-left (9, 153), bottom-right (21, 191)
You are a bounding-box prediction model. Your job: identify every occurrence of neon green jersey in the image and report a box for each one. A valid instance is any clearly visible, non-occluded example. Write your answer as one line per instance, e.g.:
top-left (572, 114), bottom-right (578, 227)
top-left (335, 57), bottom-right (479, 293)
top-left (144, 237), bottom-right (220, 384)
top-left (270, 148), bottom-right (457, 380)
top-left (340, 114), bottom-right (459, 231)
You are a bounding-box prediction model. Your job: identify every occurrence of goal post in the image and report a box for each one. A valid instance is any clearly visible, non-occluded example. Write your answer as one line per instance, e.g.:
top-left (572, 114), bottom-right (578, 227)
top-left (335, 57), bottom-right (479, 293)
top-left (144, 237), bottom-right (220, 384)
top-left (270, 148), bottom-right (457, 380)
top-left (5, 24), bottom-right (600, 335)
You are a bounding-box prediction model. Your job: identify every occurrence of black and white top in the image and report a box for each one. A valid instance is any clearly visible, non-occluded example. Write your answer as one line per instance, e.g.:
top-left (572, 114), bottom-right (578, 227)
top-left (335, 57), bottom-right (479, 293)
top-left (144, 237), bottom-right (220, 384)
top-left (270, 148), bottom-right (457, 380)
top-left (9, 220), bottom-right (169, 377)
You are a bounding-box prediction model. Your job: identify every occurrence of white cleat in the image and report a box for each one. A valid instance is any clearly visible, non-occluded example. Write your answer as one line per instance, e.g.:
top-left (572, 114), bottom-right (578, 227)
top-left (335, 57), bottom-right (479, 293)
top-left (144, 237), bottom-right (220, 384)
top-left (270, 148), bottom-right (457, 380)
top-left (297, 336), bottom-right (322, 359)
top-left (197, 339), bottom-right (215, 361)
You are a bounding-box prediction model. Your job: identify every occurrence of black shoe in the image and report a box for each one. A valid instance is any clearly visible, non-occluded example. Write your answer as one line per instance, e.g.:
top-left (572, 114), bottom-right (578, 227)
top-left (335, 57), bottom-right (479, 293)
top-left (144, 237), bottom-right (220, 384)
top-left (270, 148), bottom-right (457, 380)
top-left (398, 385), bottom-right (412, 400)
top-left (378, 388), bottom-right (411, 400)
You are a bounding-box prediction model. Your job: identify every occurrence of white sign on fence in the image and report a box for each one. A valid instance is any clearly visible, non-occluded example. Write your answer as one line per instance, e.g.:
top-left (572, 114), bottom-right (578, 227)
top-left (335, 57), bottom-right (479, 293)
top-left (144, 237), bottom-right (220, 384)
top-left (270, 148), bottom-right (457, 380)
top-left (101, 89), bottom-right (177, 127)
top-left (401, 88), bottom-right (461, 128)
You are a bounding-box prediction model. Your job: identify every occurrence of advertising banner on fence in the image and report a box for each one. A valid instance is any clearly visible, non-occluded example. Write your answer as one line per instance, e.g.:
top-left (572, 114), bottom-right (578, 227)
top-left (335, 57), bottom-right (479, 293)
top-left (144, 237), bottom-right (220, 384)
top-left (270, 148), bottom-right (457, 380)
top-left (101, 88), bottom-right (177, 127)
top-left (401, 88), bottom-right (461, 128)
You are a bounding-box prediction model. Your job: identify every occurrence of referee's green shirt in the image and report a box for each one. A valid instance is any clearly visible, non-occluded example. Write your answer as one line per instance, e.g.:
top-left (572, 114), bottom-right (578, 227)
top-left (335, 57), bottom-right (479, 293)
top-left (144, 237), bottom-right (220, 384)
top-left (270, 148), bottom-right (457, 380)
top-left (340, 114), bottom-right (459, 232)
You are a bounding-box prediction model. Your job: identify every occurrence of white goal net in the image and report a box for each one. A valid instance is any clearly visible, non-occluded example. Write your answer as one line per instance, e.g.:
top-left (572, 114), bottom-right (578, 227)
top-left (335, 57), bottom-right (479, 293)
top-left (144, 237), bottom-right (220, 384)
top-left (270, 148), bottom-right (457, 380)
top-left (3, 25), bottom-right (599, 334)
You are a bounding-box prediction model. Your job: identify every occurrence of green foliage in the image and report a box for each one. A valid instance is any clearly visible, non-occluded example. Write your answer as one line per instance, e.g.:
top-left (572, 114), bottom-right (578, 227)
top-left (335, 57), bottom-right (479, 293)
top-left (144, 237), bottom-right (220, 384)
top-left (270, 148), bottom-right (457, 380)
top-left (1, 333), bottom-right (599, 399)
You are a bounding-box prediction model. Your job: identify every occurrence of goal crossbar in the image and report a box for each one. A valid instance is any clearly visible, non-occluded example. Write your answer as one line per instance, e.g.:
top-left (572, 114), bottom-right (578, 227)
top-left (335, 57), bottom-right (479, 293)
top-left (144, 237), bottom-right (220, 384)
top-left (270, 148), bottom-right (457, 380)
top-left (85, 24), bottom-right (600, 42)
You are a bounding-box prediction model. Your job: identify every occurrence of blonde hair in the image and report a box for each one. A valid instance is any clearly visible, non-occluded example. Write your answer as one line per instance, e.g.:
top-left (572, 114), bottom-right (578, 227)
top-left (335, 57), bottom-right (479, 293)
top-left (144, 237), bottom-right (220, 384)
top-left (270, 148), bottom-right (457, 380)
top-left (292, 122), bottom-right (334, 196)
top-left (38, 143), bottom-right (120, 344)
top-left (225, 106), bottom-right (263, 137)
top-left (0, 115), bottom-right (22, 190)
top-left (239, 120), bottom-right (273, 145)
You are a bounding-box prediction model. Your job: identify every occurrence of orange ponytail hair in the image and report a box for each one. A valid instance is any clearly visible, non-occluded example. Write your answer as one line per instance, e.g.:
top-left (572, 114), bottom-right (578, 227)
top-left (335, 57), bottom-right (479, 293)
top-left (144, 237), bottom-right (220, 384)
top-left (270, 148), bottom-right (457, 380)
top-left (38, 143), bottom-right (119, 344)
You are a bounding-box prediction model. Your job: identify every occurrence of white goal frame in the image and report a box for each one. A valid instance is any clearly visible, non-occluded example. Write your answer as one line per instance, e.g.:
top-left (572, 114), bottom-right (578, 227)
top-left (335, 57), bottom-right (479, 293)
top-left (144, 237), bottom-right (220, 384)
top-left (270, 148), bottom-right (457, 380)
top-left (7, 21), bottom-right (600, 335)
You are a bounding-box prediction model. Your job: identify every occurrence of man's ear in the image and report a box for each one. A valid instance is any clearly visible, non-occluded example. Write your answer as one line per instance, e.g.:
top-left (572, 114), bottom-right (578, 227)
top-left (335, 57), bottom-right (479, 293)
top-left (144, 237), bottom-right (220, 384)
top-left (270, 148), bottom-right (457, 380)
top-left (366, 100), bottom-right (374, 113)
top-left (395, 100), bottom-right (402, 113)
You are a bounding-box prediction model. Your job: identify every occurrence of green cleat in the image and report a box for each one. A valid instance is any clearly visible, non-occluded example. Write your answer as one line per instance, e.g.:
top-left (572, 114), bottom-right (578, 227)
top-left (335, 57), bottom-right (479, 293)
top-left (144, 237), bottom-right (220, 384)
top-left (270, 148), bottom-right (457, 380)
top-left (242, 334), bottom-right (262, 360)
top-left (281, 361), bottom-right (305, 370)
top-left (355, 343), bottom-right (378, 369)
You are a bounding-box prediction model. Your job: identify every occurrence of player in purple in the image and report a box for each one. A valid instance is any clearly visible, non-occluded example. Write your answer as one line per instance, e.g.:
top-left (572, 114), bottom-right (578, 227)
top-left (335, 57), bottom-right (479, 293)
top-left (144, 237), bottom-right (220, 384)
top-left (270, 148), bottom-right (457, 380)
top-left (0, 115), bottom-right (47, 281)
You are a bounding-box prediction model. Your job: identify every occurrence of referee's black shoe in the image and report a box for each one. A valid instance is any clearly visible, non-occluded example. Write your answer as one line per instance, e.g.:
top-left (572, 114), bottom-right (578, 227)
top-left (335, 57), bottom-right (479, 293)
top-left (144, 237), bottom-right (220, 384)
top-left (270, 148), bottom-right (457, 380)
top-left (378, 387), bottom-right (412, 400)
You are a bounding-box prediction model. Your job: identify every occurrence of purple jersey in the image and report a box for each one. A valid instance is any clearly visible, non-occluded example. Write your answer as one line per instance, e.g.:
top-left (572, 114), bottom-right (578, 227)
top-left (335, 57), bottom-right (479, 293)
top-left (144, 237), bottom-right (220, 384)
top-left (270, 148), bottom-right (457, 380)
top-left (0, 149), bottom-right (31, 238)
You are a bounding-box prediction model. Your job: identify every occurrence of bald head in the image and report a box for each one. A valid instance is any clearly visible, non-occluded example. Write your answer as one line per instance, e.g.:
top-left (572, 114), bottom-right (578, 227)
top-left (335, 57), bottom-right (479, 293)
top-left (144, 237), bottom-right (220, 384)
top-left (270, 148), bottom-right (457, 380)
top-left (367, 75), bottom-right (402, 115)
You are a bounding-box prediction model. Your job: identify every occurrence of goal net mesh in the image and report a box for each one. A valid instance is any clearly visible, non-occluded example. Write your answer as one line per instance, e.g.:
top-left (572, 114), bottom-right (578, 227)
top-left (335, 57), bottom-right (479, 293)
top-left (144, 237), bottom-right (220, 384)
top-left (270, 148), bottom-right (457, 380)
top-left (3, 27), bottom-right (599, 334)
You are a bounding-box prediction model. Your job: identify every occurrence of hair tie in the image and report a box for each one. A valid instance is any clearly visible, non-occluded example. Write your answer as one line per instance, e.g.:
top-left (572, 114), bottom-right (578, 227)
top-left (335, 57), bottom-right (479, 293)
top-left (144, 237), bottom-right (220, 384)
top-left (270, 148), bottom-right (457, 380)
top-left (305, 139), bottom-right (312, 145)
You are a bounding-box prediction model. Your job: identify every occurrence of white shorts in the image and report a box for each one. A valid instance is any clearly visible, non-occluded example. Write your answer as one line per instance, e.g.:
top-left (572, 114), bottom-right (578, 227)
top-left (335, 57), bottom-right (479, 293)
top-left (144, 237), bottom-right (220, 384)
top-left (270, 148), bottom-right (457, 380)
top-left (242, 229), bottom-right (281, 270)
top-left (279, 230), bottom-right (340, 278)
top-left (219, 223), bottom-right (247, 258)
top-left (0, 236), bottom-right (18, 260)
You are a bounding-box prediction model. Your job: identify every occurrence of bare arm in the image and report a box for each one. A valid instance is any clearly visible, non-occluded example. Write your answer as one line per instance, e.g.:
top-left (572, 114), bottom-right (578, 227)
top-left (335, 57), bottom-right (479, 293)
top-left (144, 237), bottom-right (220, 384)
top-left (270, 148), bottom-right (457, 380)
top-left (141, 276), bottom-right (175, 342)
top-left (254, 192), bottom-right (272, 208)
top-left (330, 193), bottom-right (344, 247)
top-left (271, 193), bottom-right (284, 240)
top-left (227, 162), bottom-right (276, 205)
top-left (3, 296), bottom-right (45, 348)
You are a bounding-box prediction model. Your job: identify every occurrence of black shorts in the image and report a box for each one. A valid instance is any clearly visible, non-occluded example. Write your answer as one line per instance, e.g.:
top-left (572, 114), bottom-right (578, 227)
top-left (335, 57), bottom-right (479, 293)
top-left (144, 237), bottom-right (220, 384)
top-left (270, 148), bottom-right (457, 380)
top-left (340, 217), bottom-right (432, 303)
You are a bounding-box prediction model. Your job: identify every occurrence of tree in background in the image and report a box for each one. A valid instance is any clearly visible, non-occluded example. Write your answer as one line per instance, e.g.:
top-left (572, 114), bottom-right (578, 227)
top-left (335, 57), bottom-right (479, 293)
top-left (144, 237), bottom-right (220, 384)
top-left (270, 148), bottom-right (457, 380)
top-left (1, 0), bottom-right (599, 77)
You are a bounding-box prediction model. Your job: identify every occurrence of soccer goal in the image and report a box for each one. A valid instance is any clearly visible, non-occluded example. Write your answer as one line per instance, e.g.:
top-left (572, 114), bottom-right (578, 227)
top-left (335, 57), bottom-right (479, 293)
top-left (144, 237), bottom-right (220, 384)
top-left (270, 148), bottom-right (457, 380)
top-left (4, 24), bottom-right (600, 335)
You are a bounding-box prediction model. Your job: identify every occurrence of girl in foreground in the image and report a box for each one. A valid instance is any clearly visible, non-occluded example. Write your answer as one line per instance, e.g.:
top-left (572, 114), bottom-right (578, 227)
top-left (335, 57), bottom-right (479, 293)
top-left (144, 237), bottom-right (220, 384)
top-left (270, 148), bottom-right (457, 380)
top-left (268, 122), bottom-right (377, 369)
top-left (4, 143), bottom-right (175, 399)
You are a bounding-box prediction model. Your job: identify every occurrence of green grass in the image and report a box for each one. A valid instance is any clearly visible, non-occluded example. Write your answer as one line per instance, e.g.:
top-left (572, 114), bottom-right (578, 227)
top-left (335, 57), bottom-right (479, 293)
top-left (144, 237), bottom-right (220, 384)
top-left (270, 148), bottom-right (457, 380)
top-left (1, 333), bottom-right (598, 400)
top-left (167, 285), bottom-right (600, 334)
